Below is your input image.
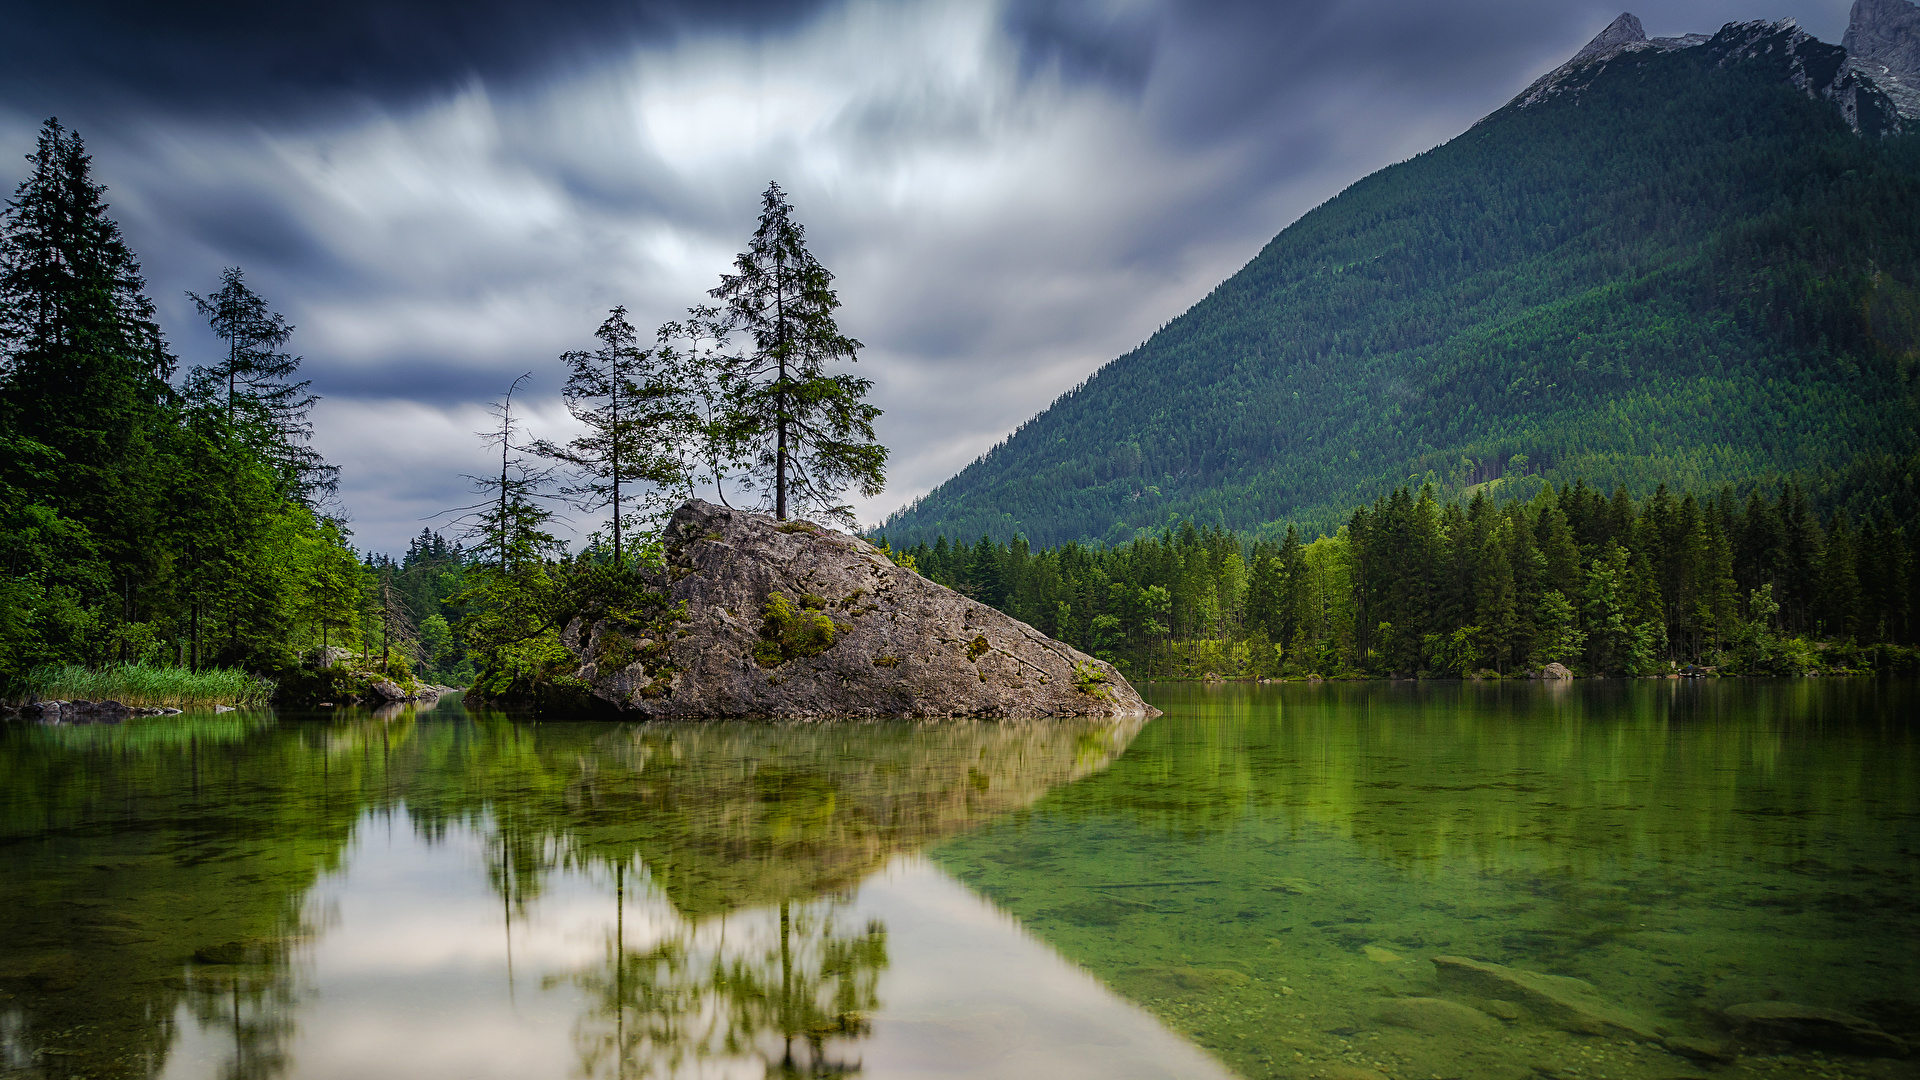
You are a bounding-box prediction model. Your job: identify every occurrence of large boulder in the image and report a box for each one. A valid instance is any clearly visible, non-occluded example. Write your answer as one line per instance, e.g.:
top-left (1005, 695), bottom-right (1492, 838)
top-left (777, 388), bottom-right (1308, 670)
top-left (566, 500), bottom-right (1156, 719)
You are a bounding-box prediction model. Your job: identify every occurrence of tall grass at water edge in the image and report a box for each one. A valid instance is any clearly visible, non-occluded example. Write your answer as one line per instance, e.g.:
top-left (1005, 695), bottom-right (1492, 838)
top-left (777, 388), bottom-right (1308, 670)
top-left (21, 663), bottom-right (276, 707)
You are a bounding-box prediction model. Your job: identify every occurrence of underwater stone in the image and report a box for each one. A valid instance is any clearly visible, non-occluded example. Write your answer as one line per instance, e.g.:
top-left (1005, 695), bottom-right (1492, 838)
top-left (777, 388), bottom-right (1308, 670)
top-left (1372, 996), bottom-right (1505, 1038)
top-left (1661, 1034), bottom-right (1737, 1063)
top-left (1723, 1001), bottom-right (1909, 1057)
top-left (1431, 955), bottom-right (1662, 1040)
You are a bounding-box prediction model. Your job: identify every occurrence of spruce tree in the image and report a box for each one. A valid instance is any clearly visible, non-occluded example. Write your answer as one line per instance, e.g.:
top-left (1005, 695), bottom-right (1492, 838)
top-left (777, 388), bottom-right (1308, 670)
top-left (708, 182), bottom-right (885, 526)
top-left (531, 306), bottom-right (689, 565)
top-left (186, 267), bottom-right (335, 504)
top-left (0, 118), bottom-right (174, 659)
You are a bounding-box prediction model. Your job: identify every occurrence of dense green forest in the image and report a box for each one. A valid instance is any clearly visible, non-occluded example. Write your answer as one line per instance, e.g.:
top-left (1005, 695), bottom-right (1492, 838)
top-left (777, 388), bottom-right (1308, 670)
top-left (0, 120), bottom-right (375, 694)
top-left (0, 120), bottom-right (526, 697)
top-left (882, 21), bottom-right (1920, 548)
top-left (882, 469), bottom-right (1920, 679)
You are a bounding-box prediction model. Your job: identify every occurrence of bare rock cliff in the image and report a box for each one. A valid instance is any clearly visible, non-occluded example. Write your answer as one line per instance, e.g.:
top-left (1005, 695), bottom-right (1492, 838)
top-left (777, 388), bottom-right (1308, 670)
top-left (564, 500), bottom-right (1156, 719)
top-left (1846, 0), bottom-right (1920, 117)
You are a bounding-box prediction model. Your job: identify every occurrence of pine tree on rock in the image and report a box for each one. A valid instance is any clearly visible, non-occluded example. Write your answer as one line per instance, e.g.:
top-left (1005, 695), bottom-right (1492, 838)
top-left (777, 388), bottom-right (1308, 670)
top-left (708, 182), bottom-right (885, 526)
top-left (531, 306), bottom-right (689, 565)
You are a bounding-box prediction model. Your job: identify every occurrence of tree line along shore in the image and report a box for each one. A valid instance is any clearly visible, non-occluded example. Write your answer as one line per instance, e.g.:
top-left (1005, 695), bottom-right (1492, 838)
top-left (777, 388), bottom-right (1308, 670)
top-left (882, 473), bottom-right (1920, 681)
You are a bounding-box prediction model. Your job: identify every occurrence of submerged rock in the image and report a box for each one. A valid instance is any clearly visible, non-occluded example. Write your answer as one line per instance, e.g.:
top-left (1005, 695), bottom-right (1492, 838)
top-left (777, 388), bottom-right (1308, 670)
top-left (569, 500), bottom-right (1154, 719)
top-left (1661, 1034), bottom-right (1737, 1064)
top-left (1724, 1001), bottom-right (1909, 1057)
top-left (1372, 997), bottom-right (1505, 1038)
top-left (1431, 955), bottom-right (1662, 1040)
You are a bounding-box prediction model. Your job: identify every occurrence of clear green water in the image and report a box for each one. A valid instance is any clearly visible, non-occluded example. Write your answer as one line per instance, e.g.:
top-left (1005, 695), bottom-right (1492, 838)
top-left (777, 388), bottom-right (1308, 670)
top-left (0, 681), bottom-right (1914, 1080)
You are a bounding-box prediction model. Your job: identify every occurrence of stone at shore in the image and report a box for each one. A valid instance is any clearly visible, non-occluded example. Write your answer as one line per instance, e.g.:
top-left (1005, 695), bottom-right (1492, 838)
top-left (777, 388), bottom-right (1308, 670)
top-left (1723, 1001), bottom-right (1909, 1057)
top-left (1431, 955), bottom-right (1662, 1040)
top-left (1538, 662), bottom-right (1574, 680)
top-left (566, 500), bottom-right (1155, 719)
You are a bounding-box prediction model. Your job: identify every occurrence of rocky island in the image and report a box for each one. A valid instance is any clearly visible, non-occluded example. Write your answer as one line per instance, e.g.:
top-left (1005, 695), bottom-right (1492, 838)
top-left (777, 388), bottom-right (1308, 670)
top-left (558, 500), bottom-right (1155, 719)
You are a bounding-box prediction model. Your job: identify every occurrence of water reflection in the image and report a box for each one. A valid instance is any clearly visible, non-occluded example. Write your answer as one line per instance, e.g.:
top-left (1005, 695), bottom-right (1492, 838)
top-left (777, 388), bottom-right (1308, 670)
top-left (551, 867), bottom-right (885, 1079)
top-left (934, 679), bottom-right (1920, 1080)
top-left (0, 702), bottom-right (1161, 1079)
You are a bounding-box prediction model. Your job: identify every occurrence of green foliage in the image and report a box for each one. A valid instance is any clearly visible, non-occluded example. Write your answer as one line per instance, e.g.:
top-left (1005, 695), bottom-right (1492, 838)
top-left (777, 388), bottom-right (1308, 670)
top-left (753, 591), bottom-right (838, 669)
top-left (24, 662), bottom-right (275, 706)
top-left (895, 468), bottom-right (1918, 679)
top-left (869, 537), bottom-right (917, 570)
top-left (457, 553), bottom-right (683, 709)
top-left (530, 306), bottom-right (692, 563)
top-left (708, 181), bottom-right (885, 526)
top-left (1071, 661), bottom-right (1113, 702)
top-left (0, 120), bottom-right (363, 689)
top-left (884, 27), bottom-right (1920, 549)
top-left (1533, 591), bottom-right (1585, 666)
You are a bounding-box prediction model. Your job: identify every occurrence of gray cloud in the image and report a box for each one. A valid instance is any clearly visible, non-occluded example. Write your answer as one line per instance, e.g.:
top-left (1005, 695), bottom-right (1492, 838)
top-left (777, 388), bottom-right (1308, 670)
top-left (0, 0), bottom-right (1865, 553)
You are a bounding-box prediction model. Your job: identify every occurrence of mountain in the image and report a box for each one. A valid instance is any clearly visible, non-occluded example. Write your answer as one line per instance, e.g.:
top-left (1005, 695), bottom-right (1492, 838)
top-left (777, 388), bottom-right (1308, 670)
top-left (880, 10), bottom-right (1920, 548)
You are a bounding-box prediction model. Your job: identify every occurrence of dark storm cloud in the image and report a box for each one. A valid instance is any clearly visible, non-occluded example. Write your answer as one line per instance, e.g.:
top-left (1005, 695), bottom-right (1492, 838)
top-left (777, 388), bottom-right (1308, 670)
top-left (1004, 0), bottom-right (1161, 91)
top-left (0, 0), bottom-right (1862, 550)
top-left (1, 0), bottom-right (836, 119)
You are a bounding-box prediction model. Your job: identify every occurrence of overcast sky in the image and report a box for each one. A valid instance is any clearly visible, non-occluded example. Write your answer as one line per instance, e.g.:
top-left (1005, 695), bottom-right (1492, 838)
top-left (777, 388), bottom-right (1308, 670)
top-left (0, 0), bottom-right (1859, 553)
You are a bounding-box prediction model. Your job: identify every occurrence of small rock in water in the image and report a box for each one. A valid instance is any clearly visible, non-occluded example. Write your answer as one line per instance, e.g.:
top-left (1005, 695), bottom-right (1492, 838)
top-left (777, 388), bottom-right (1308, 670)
top-left (1431, 955), bottom-right (1662, 1040)
top-left (1723, 1001), bottom-right (1909, 1057)
top-left (1362, 945), bottom-right (1401, 963)
top-left (1372, 996), bottom-right (1504, 1038)
top-left (212, 704), bottom-right (235, 713)
top-left (1479, 999), bottom-right (1524, 1021)
top-left (1661, 1034), bottom-right (1737, 1063)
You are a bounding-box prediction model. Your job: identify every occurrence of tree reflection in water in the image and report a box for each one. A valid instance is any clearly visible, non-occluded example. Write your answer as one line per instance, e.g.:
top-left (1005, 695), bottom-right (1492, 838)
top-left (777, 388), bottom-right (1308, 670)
top-left (553, 864), bottom-right (887, 1079)
top-left (0, 706), bottom-right (1139, 1080)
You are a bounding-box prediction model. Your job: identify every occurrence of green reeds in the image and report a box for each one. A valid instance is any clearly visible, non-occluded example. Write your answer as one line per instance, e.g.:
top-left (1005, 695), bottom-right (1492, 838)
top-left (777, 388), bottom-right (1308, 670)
top-left (24, 663), bottom-right (276, 707)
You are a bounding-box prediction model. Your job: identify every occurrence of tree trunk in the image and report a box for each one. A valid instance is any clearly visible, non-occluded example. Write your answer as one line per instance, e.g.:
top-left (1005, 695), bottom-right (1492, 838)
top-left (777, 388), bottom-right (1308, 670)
top-left (611, 365), bottom-right (622, 566)
top-left (775, 260), bottom-right (789, 521)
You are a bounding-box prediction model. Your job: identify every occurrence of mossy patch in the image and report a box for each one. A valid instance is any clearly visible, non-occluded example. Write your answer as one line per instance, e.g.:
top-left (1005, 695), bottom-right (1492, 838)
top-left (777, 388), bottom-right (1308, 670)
top-left (966, 635), bottom-right (990, 662)
top-left (872, 655), bottom-right (902, 668)
top-left (753, 592), bottom-right (841, 668)
top-left (1072, 661), bottom-right (1114, 702)
top-left (598, 631), bottom-right (640, 671)
top-left (776, 521), bottom-right (819, 534)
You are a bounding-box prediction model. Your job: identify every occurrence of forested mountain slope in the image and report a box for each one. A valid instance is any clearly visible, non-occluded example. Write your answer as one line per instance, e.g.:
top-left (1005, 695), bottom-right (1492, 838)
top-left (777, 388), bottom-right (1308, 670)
top-left (881, 17), bottom-right (1920, 547)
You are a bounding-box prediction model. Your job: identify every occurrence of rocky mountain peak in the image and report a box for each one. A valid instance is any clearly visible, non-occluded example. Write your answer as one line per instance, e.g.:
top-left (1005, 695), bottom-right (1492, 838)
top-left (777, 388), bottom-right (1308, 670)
top-left (1845, 0), bottom-right (1920, 117)
top-left (1507, 12), bottom-right (1708, 110)
top-left (1571, 12), bottom-right (1647, 63)
top-left (1504, 13), bottom-right (1901, 135)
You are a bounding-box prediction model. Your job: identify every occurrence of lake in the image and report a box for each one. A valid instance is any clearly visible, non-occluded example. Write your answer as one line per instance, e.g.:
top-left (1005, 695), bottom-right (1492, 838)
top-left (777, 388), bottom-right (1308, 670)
top-left (1, 680), bottom-right (1914, 1080)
